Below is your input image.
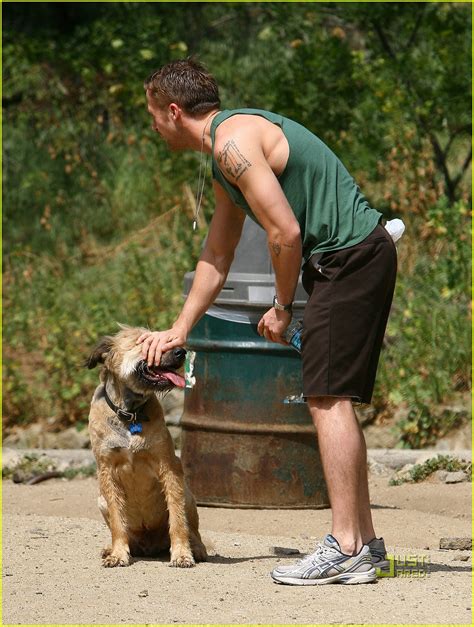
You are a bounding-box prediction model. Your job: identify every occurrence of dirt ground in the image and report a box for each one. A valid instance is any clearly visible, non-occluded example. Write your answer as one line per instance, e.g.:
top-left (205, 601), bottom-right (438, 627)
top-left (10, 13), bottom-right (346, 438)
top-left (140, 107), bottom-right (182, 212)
top-left (2, 475), bottom-right (471, 625)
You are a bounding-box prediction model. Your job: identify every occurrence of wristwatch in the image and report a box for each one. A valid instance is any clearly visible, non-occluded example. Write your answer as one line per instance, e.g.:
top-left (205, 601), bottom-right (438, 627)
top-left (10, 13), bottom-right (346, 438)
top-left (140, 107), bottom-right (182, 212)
top-left (273, 295), bottom-right (293, 314)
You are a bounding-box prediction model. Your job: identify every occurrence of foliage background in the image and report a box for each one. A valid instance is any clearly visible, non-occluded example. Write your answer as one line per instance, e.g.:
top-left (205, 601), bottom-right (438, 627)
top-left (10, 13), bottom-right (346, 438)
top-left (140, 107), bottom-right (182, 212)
top-left (3, 2), bottom-right (472, 447)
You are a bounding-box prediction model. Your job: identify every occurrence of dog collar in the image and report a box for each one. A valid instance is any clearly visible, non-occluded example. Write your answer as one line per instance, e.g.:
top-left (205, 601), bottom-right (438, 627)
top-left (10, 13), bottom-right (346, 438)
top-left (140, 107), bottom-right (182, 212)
top-left (103, 388), bottom-right (150, 434)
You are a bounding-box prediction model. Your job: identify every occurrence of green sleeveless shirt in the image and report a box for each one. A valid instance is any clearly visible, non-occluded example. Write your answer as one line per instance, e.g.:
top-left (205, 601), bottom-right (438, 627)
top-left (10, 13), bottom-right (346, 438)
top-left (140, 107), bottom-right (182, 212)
top-left (210, 108), bottom-right (381, 263)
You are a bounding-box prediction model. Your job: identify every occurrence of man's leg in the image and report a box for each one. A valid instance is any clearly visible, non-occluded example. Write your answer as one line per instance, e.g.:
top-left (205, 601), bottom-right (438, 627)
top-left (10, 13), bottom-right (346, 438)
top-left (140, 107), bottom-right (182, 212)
top-left (307, 396), bottom-right (376, 555)
top-left (270, 395), bottom-right (377, 584)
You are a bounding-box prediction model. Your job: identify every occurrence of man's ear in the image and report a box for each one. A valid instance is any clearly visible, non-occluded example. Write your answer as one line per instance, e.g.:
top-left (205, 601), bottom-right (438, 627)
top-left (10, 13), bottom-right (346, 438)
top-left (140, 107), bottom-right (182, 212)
top-left (84, 336), bottom-right (113, 369)
top-left (169, 102), bottom-right (181, 120)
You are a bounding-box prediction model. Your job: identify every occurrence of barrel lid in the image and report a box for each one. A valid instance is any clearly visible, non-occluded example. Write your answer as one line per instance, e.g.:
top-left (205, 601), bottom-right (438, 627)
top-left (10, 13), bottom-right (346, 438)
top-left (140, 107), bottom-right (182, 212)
top-left (183, 271), bottom-right (307, 309)
top-left (183, 217), bottom-right (308, 309)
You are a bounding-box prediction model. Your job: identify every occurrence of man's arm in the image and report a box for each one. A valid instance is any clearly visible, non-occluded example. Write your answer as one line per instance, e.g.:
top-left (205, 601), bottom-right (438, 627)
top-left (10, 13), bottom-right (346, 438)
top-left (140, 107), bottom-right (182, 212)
top-left (138, 181), bottom-right (245, 365)
top-left (215, 129), bottom-right (302, 343)
top-left (174, 181), bottom-right (245, 334)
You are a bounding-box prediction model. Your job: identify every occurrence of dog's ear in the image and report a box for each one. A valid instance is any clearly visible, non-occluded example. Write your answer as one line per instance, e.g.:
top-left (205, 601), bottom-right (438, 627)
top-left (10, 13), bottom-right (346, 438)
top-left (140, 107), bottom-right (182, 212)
top-left (84, 336), bottom-right (113, 369)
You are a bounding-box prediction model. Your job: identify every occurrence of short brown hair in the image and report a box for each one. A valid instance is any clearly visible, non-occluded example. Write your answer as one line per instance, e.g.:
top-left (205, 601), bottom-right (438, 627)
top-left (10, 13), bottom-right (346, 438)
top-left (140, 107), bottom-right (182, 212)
top-left (144, 58), bottom-right (220, 115)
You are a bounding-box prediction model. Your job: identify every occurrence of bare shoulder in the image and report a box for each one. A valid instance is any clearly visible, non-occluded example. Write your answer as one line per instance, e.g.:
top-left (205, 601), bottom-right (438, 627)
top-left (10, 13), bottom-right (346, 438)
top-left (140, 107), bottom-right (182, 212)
top-left (213, 116), bottom-right (265, 182)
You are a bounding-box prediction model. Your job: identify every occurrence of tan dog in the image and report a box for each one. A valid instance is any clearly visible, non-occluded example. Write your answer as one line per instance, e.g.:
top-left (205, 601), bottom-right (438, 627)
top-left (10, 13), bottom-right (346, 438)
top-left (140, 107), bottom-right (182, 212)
top-left (85, 324), bottom-right (207, 568)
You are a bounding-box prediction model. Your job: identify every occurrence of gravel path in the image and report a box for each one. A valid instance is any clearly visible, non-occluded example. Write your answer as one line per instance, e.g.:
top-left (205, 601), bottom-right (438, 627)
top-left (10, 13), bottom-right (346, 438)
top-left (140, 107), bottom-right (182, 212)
top-left (2, 471), bottom-right (471, 625)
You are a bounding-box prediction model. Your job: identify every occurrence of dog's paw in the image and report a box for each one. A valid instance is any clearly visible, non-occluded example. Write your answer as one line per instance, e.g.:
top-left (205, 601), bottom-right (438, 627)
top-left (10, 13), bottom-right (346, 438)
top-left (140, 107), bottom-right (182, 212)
top-left (102, 549), bottom-right (130, 568)
top-left (101, 546), bottom-right (112, 559)
top-left (192, 543), bottom-right (208, 562)
top-left (169, 553), bottom-right (195, 568)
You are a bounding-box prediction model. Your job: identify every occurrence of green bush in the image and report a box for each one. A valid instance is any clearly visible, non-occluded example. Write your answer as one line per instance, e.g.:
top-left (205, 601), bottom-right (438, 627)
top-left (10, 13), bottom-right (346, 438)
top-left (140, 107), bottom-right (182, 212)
top-left (373, 195), bottom-right (471, 443)
top-left (389, 454), bottom-right (472, 485)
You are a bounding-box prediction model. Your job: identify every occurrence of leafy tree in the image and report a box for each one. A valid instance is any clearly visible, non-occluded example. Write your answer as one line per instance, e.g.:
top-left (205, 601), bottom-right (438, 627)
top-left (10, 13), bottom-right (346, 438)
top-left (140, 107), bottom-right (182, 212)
top-left (2, 2), bottom-right (471, 434)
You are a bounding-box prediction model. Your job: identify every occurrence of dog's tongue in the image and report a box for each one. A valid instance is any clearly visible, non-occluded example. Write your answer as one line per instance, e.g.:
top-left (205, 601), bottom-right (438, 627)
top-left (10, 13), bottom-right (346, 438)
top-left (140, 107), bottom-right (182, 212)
top-left (161, 371), bottom-right (185, 388)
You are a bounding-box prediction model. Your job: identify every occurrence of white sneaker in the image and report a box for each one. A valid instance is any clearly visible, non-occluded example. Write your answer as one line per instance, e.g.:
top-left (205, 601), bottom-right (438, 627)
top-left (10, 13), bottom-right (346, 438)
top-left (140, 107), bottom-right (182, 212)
top-left (270, 534), bottom-right (377, 585)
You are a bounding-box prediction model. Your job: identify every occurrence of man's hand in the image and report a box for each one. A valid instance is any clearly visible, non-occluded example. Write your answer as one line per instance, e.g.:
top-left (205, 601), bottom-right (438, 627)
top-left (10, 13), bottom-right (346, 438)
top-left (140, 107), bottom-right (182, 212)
top-left (257, 308), bottom-right (291, 345)
top-left (136, 325), bottom-right (188, 366)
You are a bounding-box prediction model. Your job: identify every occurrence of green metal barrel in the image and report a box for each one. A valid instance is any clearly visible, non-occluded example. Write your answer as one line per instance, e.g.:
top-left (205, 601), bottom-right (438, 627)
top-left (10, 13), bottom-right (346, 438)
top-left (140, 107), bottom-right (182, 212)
top-left (180, 219), bottom-right (329, 509)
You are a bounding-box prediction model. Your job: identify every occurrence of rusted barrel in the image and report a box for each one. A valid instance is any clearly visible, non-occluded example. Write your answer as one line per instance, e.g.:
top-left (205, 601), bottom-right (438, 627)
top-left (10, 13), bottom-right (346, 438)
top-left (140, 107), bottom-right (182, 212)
top-left (180, 219), bottom-right (329, 509)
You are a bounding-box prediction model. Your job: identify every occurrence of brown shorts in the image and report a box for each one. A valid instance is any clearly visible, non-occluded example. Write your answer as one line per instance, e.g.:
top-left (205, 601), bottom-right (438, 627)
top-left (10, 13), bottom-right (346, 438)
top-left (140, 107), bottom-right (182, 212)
top-left (301, 223), bottom-right (397, 404)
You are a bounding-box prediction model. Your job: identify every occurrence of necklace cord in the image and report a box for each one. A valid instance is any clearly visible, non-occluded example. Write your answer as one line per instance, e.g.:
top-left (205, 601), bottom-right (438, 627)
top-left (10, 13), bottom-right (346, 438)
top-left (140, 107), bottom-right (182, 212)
top-left (193, 111), bottom-right (216, 231)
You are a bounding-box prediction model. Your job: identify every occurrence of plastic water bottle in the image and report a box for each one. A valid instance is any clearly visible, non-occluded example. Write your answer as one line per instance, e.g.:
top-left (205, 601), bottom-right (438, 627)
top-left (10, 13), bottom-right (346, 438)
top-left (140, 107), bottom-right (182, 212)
top-left (283, 319), bottom-right (303, 353)
top-left (385, 218), bottom-right (405, 243)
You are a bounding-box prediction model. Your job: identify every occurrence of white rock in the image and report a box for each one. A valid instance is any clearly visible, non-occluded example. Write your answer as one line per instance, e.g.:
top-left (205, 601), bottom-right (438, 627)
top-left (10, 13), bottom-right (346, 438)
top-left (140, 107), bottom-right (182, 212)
top-left (434, 470), bottom-right (448, 482)
top-left (368, 461), bottom-right (390, 476)
top-left (444, 471), bottom-right (468, 484)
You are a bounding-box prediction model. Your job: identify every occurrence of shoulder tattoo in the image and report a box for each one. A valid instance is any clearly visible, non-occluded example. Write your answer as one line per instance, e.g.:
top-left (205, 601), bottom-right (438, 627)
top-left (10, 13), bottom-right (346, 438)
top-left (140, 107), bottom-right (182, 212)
top-left (217, 139), bottom-right (252, 181)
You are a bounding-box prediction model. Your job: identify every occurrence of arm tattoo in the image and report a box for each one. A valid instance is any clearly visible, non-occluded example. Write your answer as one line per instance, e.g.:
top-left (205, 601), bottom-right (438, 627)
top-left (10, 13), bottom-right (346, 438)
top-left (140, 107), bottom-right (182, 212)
top-left (271, 242), bottom-right (281, 257)
top-left (217, 140), bottom-right (252, 181)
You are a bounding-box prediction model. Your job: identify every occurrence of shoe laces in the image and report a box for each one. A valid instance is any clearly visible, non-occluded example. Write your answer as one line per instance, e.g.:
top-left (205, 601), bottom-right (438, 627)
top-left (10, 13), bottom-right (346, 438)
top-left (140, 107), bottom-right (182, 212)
top-left (297, 542), bottom-right (335, 565)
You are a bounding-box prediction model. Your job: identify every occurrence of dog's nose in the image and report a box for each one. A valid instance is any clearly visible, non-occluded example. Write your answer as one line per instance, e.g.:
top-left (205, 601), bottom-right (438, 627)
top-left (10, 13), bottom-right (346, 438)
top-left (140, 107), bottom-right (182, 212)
top-left (173, 348), bottom-right (186, 360)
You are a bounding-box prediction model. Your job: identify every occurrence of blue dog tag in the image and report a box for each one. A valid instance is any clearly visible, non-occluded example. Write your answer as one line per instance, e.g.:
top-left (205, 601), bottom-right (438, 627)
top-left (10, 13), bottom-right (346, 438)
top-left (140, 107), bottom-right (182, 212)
top-left (129, 422), bottom-right (143, 435)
